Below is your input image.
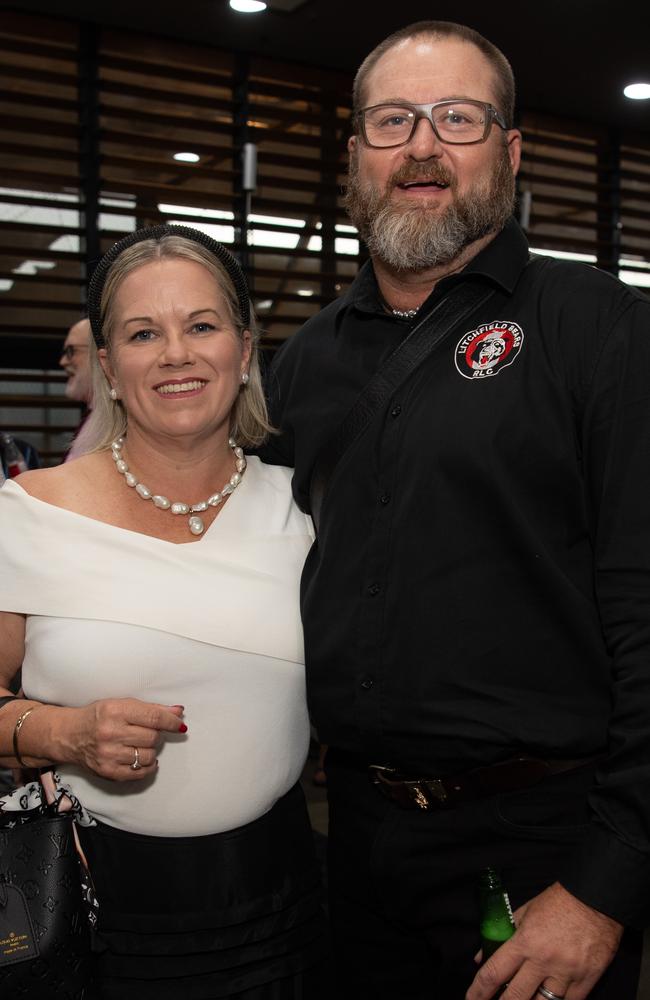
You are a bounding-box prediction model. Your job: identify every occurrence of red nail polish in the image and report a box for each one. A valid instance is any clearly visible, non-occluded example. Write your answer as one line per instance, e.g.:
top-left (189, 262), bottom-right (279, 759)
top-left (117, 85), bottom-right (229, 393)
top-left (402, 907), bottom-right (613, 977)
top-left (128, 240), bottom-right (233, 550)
top-left (178, 723), bottom-right (188, 734)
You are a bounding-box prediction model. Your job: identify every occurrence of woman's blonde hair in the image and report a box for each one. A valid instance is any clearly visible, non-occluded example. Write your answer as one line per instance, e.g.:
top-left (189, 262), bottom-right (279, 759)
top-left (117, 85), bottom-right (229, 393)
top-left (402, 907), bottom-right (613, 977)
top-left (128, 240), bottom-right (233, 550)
top-left (77, 233), bottom-right (272, 454)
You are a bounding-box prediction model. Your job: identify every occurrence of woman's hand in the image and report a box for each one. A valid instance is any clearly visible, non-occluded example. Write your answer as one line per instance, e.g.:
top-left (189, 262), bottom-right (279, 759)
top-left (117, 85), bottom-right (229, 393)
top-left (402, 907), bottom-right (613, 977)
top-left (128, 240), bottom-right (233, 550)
top-left (47, 699), bottom-right (187, 781)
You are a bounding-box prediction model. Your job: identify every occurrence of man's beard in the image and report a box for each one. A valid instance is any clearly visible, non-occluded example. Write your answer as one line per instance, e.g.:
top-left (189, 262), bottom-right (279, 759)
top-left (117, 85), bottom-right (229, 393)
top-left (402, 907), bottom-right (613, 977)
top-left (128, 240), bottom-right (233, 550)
top-left (344, 145), bottom-right (516, 272)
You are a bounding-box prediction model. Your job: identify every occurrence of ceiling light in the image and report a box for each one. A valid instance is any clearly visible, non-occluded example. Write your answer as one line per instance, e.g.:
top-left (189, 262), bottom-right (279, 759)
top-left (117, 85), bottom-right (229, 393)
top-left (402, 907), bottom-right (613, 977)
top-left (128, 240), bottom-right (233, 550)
top-left (229, 1), bottom-right (267, 12)
top-left (624, 83), bottom-right (650, 100)
top-left (297, 289), bottom-right (314, 297)
top-left (173, 152), bottom-right (200, 163)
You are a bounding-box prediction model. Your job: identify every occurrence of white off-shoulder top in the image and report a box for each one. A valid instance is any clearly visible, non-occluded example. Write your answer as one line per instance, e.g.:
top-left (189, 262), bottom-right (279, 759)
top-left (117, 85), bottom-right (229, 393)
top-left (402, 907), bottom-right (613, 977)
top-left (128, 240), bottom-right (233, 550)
top-left (0, 457), bottom-right (314, 837)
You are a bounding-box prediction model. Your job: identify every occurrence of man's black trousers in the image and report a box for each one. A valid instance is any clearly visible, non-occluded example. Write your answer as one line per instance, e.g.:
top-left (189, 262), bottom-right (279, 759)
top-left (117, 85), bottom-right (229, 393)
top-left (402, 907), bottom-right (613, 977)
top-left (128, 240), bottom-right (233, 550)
top-left (325, 755), bottom-right (642, 999)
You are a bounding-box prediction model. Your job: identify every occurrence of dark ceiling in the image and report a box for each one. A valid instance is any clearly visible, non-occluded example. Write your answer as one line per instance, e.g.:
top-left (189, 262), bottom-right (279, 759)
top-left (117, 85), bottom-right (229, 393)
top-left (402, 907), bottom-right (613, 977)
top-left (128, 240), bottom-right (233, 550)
top-left (8, 0), bottom-right (650, 137)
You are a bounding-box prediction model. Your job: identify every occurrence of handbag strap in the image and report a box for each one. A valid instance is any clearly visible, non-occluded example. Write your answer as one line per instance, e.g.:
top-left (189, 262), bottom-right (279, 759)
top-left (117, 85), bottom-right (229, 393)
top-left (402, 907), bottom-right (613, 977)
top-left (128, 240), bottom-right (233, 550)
top-left (309, 278), bottom-right (497, 532)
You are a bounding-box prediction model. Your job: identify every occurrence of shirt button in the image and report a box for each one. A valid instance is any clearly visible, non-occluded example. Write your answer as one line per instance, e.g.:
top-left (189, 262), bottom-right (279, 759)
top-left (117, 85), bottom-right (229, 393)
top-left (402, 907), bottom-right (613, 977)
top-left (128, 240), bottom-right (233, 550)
top-left (368, 583), bottom-right (381, 596)
top-left (391, 405), bottom-right (402, 418)
top-left (360, 676), bottom-right (374, 690)
top-left (379, 493), bottom-right (391, 505)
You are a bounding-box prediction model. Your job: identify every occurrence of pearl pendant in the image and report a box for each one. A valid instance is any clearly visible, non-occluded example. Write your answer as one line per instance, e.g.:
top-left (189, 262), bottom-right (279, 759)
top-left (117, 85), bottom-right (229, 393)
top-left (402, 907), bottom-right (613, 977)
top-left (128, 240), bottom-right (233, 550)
top-left (111, 437), bottom-right (246, 537)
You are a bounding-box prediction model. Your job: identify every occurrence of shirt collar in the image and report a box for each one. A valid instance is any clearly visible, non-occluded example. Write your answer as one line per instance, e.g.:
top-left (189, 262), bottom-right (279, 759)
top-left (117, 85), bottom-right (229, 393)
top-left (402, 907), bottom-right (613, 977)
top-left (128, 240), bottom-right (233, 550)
top-left (460, 217), bottom-right (530, 293)
top-left (343, 259), bottom-right (383, 316)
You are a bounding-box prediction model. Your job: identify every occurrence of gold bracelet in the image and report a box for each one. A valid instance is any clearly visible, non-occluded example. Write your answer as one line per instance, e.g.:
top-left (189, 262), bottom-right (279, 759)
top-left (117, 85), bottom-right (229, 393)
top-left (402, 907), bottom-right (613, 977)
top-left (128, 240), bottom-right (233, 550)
top-left (13, 706), bottom-right (40, 767)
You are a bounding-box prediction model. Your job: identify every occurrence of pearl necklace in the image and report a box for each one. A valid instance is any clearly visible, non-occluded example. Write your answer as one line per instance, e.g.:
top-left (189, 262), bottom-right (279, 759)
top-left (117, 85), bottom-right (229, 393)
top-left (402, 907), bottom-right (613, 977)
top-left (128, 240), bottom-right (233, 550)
top-left (391, 307), bottom-right (419, 320)
top-left (111, 437), bottom-right (246, 536)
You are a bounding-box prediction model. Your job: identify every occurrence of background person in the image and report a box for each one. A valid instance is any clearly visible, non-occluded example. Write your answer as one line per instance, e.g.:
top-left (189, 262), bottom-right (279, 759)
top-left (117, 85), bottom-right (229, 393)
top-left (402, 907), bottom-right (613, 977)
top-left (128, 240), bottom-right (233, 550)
top-left (60, 316), bottom-right (93, 459)
top-left (60, 316), bottom-right (92, 404)
top-left (0, 225), bottom-right (327, 999)
top-left (260, 20), bottom-right (650, 1000)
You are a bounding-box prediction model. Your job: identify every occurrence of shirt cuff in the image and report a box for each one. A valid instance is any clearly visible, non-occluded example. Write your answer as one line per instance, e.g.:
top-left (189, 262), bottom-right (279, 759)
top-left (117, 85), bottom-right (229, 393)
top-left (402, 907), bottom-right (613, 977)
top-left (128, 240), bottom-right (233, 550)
top-left (559, 821), bottom-right (650, 928)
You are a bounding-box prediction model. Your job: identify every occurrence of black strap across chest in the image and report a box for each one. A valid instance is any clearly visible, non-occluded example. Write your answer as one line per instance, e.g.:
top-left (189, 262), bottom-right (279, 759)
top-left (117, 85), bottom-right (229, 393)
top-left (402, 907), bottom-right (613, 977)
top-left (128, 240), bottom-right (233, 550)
top-left (308, 278), bottom-right (497, 532)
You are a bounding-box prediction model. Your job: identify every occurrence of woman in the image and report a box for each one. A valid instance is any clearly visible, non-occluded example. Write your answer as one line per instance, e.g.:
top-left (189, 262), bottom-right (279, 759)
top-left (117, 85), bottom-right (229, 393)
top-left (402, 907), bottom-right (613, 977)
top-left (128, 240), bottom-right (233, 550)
top-left (0, 225), bottom-right (327, 999)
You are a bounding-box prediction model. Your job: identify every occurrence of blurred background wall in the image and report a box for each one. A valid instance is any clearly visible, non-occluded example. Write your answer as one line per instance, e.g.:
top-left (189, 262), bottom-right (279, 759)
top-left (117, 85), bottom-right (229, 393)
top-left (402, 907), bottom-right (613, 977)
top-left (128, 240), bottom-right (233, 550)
top-left (1, 3), bottom-right (649, 464)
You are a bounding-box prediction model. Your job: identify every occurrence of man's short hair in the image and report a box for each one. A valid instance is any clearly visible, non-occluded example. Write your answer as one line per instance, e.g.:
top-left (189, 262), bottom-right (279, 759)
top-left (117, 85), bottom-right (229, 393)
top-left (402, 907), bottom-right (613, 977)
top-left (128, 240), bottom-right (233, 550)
top-left (352, 20), bottom-right (516, 129)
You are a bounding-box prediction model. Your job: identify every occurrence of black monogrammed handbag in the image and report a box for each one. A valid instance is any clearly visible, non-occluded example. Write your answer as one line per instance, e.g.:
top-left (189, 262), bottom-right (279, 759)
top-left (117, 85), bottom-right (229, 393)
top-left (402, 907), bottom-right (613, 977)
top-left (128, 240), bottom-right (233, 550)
top-left (0, 774), bottom-right (97, 998)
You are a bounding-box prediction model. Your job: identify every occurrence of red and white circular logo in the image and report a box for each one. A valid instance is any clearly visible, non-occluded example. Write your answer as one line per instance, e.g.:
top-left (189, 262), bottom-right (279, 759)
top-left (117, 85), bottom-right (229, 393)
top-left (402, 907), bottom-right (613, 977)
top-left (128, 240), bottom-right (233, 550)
top-left (455, 321), bottom-right (524, 380)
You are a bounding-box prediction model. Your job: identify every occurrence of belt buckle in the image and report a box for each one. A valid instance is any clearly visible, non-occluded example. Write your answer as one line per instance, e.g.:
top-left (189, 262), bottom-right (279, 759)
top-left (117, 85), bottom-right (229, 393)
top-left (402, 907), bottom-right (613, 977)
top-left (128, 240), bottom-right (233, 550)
top-left (417, 778), bottom-right (448, 808)
top-left (369, 766), bottom-right (449, 810)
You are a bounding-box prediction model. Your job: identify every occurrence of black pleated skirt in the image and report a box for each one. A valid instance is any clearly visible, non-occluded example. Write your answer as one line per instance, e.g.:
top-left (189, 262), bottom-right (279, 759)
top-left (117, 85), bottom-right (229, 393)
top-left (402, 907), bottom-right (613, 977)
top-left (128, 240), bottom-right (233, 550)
top-left (76, 783), bottom-right (330, 999)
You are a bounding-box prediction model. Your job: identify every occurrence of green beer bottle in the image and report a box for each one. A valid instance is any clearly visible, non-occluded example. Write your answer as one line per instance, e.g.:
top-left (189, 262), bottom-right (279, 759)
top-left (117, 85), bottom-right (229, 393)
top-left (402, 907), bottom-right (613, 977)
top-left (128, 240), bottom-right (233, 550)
top-left (478, 866), bottom-right (516, 961)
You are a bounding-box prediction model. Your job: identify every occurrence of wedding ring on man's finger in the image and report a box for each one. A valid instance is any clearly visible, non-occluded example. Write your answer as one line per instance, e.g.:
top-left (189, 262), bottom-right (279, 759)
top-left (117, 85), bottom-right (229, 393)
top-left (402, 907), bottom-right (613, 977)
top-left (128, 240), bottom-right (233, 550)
top-left (538, 986), bottom-right (566, 1000)
top-left (130, 746), bottom-right (142, 771)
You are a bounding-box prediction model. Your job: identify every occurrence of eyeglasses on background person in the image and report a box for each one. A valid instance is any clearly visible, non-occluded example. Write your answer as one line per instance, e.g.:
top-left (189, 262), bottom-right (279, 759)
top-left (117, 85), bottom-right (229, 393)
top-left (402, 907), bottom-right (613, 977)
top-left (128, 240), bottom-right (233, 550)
top-left (60, 343), bottom-right (89, 361)
top-left (61, 344), bottom-right (88, 361)
top-left (356, 99), bottom-right (508, 148)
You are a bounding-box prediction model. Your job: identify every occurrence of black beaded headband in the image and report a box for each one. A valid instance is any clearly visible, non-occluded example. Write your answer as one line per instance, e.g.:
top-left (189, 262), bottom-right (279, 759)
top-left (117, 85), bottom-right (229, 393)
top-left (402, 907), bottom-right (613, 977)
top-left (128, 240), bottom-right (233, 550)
top-left (87, 224), bottom-right (251, 348)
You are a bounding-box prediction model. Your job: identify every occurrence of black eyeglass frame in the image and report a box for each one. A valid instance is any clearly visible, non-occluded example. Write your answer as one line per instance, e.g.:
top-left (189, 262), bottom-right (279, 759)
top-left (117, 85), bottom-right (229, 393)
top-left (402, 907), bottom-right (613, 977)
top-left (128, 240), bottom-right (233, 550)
top-left (356, 99), bottom-right (509, 149)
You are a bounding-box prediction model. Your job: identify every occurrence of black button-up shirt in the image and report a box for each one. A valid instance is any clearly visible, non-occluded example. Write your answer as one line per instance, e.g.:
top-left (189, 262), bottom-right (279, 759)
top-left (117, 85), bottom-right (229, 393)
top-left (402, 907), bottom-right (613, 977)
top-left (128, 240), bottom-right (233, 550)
top-left (260, 219), bottom-right (650, 925)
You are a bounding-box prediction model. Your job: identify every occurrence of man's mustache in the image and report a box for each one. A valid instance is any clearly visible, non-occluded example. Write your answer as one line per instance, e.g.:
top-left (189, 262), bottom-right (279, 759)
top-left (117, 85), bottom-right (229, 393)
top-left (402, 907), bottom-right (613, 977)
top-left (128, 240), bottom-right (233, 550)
top-left (388, 162), bottom-right (455, 190)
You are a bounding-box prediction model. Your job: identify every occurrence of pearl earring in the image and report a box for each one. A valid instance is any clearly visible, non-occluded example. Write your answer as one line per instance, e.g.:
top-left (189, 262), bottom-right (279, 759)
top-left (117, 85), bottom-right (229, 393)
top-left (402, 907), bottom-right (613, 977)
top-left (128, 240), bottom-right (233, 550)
top-left (241, 372), bottom-right (249, 385)
top-left (109, 388), bottom-right (118, 401)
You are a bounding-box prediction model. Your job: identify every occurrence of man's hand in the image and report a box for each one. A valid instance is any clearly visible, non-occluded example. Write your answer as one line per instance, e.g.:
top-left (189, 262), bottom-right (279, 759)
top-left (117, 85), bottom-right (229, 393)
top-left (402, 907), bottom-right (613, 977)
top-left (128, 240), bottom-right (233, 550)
top-left (466, 882), bottom-right (623, 1000)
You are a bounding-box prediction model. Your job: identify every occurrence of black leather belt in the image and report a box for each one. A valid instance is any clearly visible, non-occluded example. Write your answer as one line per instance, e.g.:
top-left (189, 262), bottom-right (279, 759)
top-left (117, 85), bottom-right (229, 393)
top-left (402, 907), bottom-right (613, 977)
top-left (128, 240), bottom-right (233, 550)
top-left (367, 755), bottom-right (602, 811)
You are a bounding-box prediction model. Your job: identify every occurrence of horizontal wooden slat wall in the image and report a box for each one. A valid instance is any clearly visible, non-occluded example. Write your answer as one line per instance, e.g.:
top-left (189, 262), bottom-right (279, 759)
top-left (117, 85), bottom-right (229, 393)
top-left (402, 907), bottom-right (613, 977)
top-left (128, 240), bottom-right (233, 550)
top-left (1, 11), bottom-right (649, 465)
top-left (0, 13), bottom-right (85, 463)
top-left (518, 111), bottom-right (650, 291)
top-left (618, 135), bottom-right (650, 291)
top-left (518, 112), bottom-right (606, 263)
top-left (0, 13), bottom-right (85, 367)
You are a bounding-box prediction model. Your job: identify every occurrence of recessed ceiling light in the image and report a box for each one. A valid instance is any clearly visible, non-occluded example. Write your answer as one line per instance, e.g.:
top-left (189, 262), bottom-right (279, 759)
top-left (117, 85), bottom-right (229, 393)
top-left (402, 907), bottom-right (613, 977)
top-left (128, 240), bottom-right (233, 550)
top-left (624, 83), bottom-right (650, 100)
top-left (173, 152), bottom-right (200, 163)
top-left (229, 0), bottom-right (267, 12)
top-left (297, 289), bottom-right (314, 297)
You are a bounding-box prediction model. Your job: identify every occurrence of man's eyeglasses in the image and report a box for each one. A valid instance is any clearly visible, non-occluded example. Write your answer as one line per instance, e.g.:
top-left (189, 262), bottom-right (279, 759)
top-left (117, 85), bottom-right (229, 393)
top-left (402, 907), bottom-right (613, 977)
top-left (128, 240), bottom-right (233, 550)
top-left (356, 100), bottom-right (508, 149)
top-left (60, 344), bottom-right (89, 361)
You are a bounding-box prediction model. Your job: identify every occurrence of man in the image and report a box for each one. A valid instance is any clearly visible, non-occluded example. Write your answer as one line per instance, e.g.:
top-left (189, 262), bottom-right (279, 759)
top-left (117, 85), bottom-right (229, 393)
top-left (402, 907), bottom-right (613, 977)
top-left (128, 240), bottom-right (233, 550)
top-left (60, 317), bottom-right (92, 404)
top-left (261, 20), bottom-right (650, 1000)
top-left (59, 317), bottom-right (92, 457)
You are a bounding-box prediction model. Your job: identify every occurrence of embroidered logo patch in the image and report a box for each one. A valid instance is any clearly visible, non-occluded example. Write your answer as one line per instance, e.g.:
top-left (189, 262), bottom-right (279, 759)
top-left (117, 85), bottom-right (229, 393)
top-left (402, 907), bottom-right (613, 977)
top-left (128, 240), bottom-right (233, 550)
top-left (454, 321), bottom-right (524, 380)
